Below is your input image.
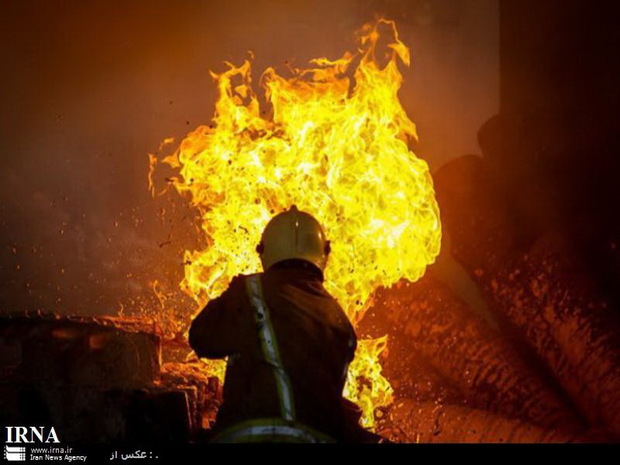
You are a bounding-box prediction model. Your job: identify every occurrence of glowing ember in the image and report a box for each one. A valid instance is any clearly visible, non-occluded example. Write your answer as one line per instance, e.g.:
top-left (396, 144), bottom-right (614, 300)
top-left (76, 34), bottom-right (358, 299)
top-left (151, 19), bottom-right (441, 429)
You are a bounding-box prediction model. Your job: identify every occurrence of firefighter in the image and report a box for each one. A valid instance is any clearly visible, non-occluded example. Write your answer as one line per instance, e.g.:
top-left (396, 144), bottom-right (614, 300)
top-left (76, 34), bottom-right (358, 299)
top-left (188, 205), bottom-right (365, 443)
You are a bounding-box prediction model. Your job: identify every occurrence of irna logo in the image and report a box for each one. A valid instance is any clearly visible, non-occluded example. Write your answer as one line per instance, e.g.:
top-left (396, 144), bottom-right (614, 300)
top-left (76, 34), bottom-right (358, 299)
top-left (4, 445), bottom-right (26, 462)
top-left (5, 426), bottom-right (60, 444)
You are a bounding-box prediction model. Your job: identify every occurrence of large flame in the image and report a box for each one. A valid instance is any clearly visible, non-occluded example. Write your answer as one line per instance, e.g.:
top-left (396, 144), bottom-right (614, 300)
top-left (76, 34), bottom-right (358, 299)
top-left (151, 19), bottom-right (441, 429)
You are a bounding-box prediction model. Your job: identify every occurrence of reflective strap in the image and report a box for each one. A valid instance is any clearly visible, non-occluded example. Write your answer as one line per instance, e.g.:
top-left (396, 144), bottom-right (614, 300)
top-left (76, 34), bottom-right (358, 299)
top-left (212, 423), bottom-right (334, 443)
top-left (342, 361), bottom-right (350, 384)
top-left (342, 332), bottom-right (356, 382)
top-left (245, 275), bottom-right (296, 421)
top-left (211, 418), bottom-right (335, 443)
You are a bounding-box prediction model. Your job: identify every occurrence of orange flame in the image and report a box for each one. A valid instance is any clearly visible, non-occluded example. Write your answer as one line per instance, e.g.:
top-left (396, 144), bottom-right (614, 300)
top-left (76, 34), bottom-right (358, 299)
top-left (151, 19), bottom-right (441, 429)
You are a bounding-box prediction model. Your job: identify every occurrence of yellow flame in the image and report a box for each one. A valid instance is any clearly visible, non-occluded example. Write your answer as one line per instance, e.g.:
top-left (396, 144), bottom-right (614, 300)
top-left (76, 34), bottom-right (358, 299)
top-left (198, 358), bottom-right (227, 383)
top-left (152, 19), bottom-right (441, 429)
top-left (344, 336), bottom-right (394, 428)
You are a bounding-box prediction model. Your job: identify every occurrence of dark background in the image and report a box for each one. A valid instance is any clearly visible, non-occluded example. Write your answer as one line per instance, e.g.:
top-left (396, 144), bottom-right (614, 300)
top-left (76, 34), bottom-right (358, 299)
top-left (498, 1), bottom-right (620, 307)
top-left (0, 0), bottom-right (618, 318)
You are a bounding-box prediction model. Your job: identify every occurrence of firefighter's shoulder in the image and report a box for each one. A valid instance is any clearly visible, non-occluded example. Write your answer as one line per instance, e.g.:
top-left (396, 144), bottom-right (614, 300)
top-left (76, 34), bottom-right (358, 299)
top-left (225, 272), bottom-right (262, 291)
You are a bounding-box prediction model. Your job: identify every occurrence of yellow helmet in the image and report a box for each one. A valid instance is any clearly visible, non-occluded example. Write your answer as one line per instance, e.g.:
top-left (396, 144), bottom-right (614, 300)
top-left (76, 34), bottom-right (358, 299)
top-left (257, 205), bottom-right (330, 272)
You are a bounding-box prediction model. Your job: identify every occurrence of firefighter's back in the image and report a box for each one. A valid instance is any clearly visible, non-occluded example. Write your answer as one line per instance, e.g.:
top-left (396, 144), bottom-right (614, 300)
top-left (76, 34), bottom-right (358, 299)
top-left (211, 260), bottom-right (356, 442)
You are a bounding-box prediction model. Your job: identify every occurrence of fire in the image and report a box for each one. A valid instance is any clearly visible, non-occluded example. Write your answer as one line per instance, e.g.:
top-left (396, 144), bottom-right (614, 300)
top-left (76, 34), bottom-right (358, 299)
top-left (151, 19), bottom-right (441, 429)
top-left (344, 336), bottom-right (394, 428)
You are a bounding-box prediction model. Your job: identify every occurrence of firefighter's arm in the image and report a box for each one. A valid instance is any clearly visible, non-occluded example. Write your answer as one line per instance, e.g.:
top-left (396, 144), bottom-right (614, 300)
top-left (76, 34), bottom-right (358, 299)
top-left (188, 291), bottom-right (238, 359)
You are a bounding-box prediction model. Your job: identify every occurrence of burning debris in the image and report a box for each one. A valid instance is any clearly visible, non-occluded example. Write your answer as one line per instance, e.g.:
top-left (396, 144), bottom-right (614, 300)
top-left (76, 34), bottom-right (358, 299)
top-left (0, 312), bottom-right (215, 443)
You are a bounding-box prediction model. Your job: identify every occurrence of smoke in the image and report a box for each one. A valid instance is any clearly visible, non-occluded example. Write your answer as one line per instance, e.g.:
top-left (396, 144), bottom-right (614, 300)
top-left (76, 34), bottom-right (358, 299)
top-left (0, 0), bottom-right (499, 316)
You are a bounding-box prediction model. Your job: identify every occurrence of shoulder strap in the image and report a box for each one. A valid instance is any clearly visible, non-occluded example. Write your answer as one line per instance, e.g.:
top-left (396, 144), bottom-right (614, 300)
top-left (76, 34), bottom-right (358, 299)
top-left (245, 274), bottom-right (296, 421)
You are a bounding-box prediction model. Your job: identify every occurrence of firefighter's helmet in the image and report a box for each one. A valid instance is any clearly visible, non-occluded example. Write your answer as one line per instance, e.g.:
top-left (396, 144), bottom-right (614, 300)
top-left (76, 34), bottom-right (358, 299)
top-left (257, 205), bottom-right (330, 272)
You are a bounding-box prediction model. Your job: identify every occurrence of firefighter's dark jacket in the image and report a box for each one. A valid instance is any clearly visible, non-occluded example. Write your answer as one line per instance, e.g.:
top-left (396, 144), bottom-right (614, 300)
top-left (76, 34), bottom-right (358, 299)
top-left (188, 260), bottom-right (357, 441)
